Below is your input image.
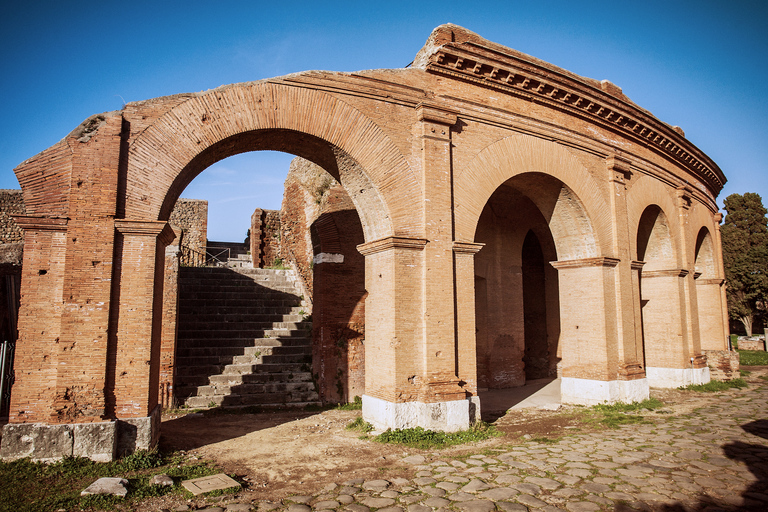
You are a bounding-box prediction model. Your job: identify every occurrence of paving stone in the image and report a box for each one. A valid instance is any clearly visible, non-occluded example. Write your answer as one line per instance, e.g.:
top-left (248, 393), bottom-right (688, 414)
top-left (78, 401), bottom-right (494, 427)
top-left (376, 507), bottom-right (403, 512)
top-left (565, 469), bottom-right (593, 478)
top-left (515, 494), bottom-right (548, 508)
top-left (381, 491), bottom-right (400, 498)
top-left (495, 503), bottom-right (528, 512)
top-left (554, 475), bottom-right (581, 486)
top-left (436, 482), bottom-right (460, 491)
top-left (226, 505), bottom-right (253, 512)
top-left (344, 505), bottom-right (369, 512)
top-left (344, 479), bottom-right (366, 486)
top-left (360, 498), bottom-right (395, 508)
top-left (423, 487), bottom-right (447, 496)
top-left (512, 482), bottom-right (541, 495)
top-left (444, 475), bottom-right (470, 483)
top-left (553, 488), bottom-right (585, 498)
top-left (454, 499), bottom-right (496, 512)
top-left (402, 455), bottom-right (426, 465)
top-left (339, 487), bottom-right (361, 495)
top-left (337, 496), bottom-right (354, 504)
top-left (415, 471), bottom-right (433, 478)
top-left (524, 476), bottom-right (560, 490)
top-left (494, 474), bottom-right (521, 485)
top-left (422, 497), bottom-right (450, 508)
top-left (288, 506), bottom-right (312, 512)
top-left (412, 477), bottom-right (436, 486)
top-left (290, 497), bottom-right (314, 504)
top-left (399, 496), bottom-right (422, 505)
top-left (313, 501), bottom-right (340, 510)
top-left (477, 487), bottom-right (518, 500)
top-left (407, 505), bottom-right (431, 512)
top-left (461, 479), bottom-right (491, 493)
top-left (447, 492), bottom-right (476, 502)
top-left (564, 503), bottom-right (600, 512)
top-left (362, 480), bottom-right (390, 492)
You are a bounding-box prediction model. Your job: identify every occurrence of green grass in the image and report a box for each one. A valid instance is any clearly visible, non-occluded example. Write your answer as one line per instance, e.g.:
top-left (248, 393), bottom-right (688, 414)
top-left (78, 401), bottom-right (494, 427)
top-left (680, 378), bottom-right (748, 392)
top-left (738, 349), bottom-right (768, 366)
top-left (586, 398), bottom-right (664, 429)
top-left (336, 396), bottom-right (363, 410)
top-left (373, 422), bottom-right (501, 449)
top-left (0, 450), bottom-right (224, 512)
top-left (741, 369), bottom-right (752, 377)
top-left (346, 416), bottom-right (374, 433)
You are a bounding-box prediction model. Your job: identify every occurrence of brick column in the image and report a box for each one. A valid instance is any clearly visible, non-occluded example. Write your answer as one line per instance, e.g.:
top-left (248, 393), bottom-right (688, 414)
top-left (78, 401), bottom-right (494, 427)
top-left (5, 216), bottom-right (68, 423)
top-left (159, 227), bottom-right (182, 409)
top-left (453, 241), bottom-right (484, 421)
top-left (111, 220), bottom-right (175, 454)
top-left (551, 257), bottom-right (649, 405)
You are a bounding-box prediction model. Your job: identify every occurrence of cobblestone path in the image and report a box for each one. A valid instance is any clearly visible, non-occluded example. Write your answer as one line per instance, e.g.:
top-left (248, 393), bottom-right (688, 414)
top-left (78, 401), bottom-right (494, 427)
top-left (171, 382), bottom-right (768, 512)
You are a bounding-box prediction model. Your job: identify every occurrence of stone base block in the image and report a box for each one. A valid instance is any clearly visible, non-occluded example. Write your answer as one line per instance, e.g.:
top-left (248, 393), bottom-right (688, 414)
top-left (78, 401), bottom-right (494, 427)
top-left (561, 377), bottom-right (649, 406)
top-left (0, 406), bottom-right (161, 462)
top-left (646, 367), bottom-right (710, 388)
top-left (362, 395), bottom-right (473, 432)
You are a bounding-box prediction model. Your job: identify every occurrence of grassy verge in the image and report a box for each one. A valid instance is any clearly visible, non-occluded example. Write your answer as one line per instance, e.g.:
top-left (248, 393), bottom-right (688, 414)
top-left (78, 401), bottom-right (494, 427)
top-left (738, 349), bottom-right (768, 366)
top-left (585, 398), bottom-right (665, 428)
top-left (372, 422), bottom-right (501, 449)
top-left (0, 450), bottom-right (228, 512)
top-left (680, 378), bottom-right (748, 392)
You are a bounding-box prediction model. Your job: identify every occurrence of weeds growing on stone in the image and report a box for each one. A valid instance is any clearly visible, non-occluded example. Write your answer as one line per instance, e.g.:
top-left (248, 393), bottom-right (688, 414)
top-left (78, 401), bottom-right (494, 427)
top-left (680, 378), bottom-right (748, 392)
top-left (373, 422), bottom-right (501, 449)
top-left (0, 450), bottom-right (222, 512)
top-left (585, 398), bottom-right (664, 429)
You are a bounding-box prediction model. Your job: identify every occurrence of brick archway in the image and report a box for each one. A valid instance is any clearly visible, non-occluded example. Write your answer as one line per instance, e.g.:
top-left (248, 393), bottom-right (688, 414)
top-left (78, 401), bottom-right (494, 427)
top-left (3, 24), bottom-right (729, 461)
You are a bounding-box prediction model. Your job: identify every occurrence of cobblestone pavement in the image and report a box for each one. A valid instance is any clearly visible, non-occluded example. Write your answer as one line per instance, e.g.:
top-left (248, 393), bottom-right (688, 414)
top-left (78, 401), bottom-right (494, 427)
top-left (169, 382), bottom-right (768, 512)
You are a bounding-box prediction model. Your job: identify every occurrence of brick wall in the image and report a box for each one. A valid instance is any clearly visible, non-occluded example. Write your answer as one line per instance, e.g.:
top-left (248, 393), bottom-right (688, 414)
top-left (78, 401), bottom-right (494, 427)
top-left (169, 199), bottom-right (207, 266)
top-left (704, 350), bottom-right (740, 381)
top-left (280, 157), bottom-right (366, 402)
top-left (250, 208), bottom-right (281, 268)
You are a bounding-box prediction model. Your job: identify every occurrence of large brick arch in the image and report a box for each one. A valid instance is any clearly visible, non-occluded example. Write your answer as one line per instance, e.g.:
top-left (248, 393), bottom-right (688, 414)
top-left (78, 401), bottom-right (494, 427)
top-left (125, 82), bottom-right (419, 240)
top-left (454, 134), bottom-right (605, 260)
top-left (627, 176), bottom-right (681, 266)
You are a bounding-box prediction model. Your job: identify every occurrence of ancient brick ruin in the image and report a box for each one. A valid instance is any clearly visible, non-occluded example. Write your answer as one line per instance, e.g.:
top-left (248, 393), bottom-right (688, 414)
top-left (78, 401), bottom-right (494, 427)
top-left (1, 24), bottom-right (731, 460)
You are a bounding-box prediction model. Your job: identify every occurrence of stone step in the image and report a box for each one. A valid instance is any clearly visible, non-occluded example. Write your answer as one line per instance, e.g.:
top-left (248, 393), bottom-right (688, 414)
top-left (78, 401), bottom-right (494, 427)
top-left (178, 321), bottom-right (306, 330)
top-left (183, 393), bottom-right (320, 409)
top-left (177, 344), bottom-right (310, 359)
top-left (189, 380), bottom-right (316, 397)
top-left (176, 327), bottom-right (311, 338)
top-left (179, 298), bottom-right (304, 308)
top-left (178, 306), bottom-right (306, 316)
top-left (177, 337), bottom-right (311, 349)
top-left (176, 352), bottom-right (311, 367)
top-left (176, 369), bottom-right (315, 389)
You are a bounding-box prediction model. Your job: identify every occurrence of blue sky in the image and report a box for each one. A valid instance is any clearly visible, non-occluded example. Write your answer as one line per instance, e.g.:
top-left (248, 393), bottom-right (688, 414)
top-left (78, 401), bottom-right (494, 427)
top-left (2, 1), bottom-right (766, 241)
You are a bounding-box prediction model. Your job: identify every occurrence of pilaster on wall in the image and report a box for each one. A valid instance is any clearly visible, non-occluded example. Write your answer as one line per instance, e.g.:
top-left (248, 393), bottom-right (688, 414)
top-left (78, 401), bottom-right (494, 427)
top-left (112, 221), bottom-right (175, 419)
top-left (698, 212), bottom-right (729, 350)
top-left (7, 216), bottom-right (68, 423)
top-left (605, 157), bottom-right (645, 380)
top-left (453, 241), bottom-right (484, 396)
top-left (415, 103), bottom-right (465, 403)
top-left (675, 187), bottom-right (705, 367)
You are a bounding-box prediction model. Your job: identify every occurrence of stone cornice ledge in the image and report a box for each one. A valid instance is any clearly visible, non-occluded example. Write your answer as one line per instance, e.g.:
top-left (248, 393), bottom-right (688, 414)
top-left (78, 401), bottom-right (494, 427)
top-left (357, 236), bottom-right (429, 256)
top-left (12, 215), bottom-right (68, 232)
top-left (550, 257), bottom-right (620, 269)
top-left (115, 220), bottom-right (176, 245)
top-left (425, 44), bottom-right (725, 193)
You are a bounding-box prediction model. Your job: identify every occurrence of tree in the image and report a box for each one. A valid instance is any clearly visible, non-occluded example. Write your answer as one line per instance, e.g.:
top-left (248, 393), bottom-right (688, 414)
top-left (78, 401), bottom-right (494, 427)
top-left (721, 192), bottom-right (768, 336)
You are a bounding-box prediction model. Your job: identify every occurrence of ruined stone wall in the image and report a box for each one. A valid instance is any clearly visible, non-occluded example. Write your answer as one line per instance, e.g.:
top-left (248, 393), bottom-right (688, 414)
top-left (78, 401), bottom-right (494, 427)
top-left (250, 208), bottom-right (281, 268)
top-left (704, 350), bottom-right (740, 381)
top-left (280, 157), bottom-right (366, 403)
top-left (169, 199), bottom-right (207, 266)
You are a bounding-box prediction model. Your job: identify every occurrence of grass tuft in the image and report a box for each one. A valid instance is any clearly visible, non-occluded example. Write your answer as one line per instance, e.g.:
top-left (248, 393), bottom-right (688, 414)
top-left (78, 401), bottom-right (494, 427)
top-left (336, 396), bottom-right (363, 410)
top-left (373, 422), bottom-right (501, 449)
top-left (681, 378), bottom-right (748, 392)
top-left (346, 416), bottom-right (374, 433)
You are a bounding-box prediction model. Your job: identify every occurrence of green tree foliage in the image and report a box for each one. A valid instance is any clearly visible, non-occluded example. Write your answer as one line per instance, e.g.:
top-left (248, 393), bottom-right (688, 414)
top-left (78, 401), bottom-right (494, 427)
top-left (721, 192), bottom-right (768, 335)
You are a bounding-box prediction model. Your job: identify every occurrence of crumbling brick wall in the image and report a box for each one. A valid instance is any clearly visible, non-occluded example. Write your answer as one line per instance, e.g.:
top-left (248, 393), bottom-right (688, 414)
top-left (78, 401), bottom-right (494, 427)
top-left (169, 199), bottom-right (207, 266)
top-left (279, 157), bottom-right (366, 403)
top-left (250, 208), bottom-right (281, 268)
top-left (704, 350), bottom-right (740, 381)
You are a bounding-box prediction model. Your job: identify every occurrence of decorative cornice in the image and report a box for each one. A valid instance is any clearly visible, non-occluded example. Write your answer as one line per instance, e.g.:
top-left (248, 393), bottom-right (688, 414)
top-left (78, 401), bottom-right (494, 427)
top-left (12, 215), bottom-right (68, 232)
top-left (550, 257), bottom-right (620, 269)
top-left (641, 268), bottom-right (690, 278)
top-left (696, 278), bottom-right (725, 286)
top-left (416, 102), bottom-right (458, 126)
top-left (452, 241), bottom-right (485, 255)
top-left (425, 44), bottom-right (725, 193)
top-left (115, 220), bottom-right (176, 245)
top-left (357, 236), bottom-right (429, 256)
top-left (631, 260), bottom-right (646, 271)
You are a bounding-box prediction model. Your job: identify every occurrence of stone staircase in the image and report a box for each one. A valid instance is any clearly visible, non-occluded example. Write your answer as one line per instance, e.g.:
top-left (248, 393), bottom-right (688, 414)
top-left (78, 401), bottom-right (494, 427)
top-left (174, 266), bottom-right (319, 409)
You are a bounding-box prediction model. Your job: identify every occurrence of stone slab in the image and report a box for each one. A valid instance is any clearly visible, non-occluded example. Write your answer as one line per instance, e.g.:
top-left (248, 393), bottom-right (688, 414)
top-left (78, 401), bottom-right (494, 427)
top-left (81, 477), bottom-right (129, 497)
top-left (182, 473), bottom-right (241, 495)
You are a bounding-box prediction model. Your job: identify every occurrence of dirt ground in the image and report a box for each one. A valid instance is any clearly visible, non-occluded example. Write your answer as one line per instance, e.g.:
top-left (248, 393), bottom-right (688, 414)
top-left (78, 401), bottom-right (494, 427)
top-left (150, 369), bottom-right (767, 510)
